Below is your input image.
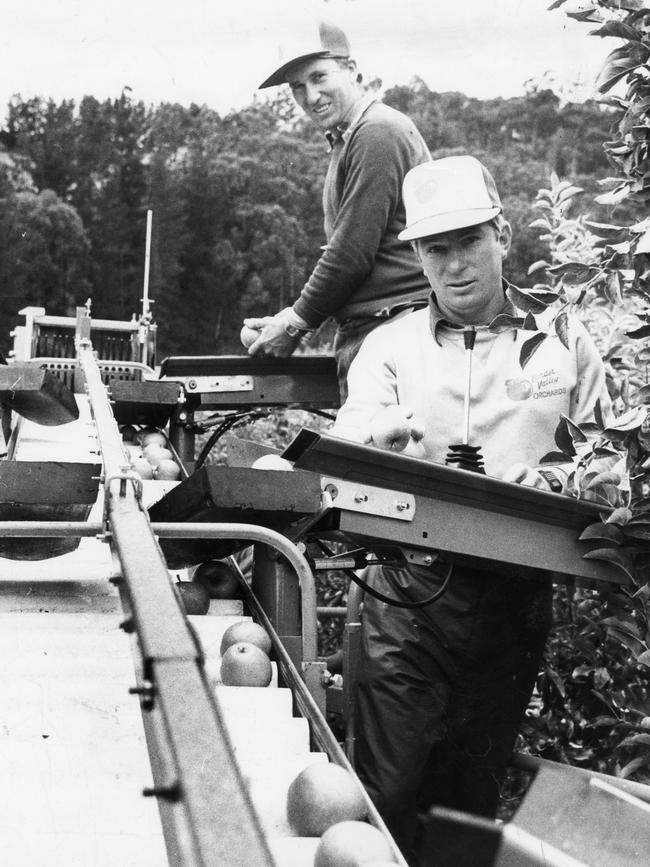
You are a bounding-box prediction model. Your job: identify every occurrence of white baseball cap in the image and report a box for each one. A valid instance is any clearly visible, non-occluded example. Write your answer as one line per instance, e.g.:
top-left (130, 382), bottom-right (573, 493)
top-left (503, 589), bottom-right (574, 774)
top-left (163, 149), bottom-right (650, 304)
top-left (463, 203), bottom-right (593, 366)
top-left (399, 155), bottom-right (502, 241)
top-left (259, 20), bottom-right (351, 89)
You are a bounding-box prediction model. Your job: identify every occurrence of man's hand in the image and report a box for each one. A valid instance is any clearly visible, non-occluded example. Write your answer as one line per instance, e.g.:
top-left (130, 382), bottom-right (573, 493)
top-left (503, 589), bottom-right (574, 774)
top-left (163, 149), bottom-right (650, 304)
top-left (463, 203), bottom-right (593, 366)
top-left (370, 405), bottom-right (426, 457)
top-left (243, 309), bottom-right (311, 357)
top-left (502, 463), bottom-right (564, 492)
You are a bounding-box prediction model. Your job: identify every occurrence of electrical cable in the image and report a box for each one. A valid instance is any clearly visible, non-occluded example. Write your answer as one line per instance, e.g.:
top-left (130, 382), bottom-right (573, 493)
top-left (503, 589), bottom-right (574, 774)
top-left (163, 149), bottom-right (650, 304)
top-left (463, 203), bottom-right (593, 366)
top-left (316, 540), bottom-right (453, 609)
top-left (194, 409), bottom-right (267, 469)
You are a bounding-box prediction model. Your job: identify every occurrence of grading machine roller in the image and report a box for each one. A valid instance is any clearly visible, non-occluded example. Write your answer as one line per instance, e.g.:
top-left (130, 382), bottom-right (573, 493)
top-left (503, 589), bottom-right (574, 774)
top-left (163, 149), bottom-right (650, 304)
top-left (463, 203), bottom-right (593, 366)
top-left (1, 302), bottom-right (649, 867)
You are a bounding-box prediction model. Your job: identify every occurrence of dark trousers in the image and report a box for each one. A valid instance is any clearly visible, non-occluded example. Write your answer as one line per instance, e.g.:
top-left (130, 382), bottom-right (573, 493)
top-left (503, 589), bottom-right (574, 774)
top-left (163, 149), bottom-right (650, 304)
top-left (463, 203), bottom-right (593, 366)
top-left (353, 561), bottom-right (553, 863)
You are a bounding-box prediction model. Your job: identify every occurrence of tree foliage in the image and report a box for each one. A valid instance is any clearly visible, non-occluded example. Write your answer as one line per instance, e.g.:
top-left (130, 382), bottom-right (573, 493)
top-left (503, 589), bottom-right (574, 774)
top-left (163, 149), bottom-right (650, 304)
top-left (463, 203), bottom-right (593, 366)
top-left (0, 81), bottom-right (614, 357)
top-left (506, 0), bottom-right (650, 789)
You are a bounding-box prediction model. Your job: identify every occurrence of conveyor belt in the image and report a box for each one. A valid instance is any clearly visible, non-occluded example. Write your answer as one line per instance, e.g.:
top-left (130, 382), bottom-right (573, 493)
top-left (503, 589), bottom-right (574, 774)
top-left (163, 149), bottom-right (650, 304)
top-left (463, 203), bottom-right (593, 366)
top-left (0, 344), bottom-right (403, 866)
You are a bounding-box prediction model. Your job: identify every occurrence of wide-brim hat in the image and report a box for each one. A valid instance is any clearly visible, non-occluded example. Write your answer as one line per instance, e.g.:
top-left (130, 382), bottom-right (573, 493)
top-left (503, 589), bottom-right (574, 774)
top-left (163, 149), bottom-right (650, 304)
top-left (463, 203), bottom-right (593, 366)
top-left (259, 20), bottom-right (351, 89)
top-left (399, 155), bottom-right (502, 241)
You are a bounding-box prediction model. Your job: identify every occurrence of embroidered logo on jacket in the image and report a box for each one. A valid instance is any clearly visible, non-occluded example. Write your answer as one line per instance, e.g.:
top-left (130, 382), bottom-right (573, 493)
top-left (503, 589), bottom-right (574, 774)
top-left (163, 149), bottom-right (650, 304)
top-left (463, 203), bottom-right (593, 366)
top-left (505, 369), bottom-right (567, 402)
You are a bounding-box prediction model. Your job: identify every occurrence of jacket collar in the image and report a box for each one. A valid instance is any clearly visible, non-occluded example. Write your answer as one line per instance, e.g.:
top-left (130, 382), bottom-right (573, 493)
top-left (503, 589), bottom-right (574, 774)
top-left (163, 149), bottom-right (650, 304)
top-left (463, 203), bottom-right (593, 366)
top-left (428, 280), bottom-right (516, 344)
top-left (325, 93), bottom-right (377, 150)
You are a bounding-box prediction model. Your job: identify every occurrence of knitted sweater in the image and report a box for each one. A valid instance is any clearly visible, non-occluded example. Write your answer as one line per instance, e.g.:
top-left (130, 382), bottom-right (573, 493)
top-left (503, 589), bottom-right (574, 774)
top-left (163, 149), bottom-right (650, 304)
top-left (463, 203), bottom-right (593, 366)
top-left (331, 306), bottom-right (612, 479)
top-left (293, 101), bottom-right (431, 328)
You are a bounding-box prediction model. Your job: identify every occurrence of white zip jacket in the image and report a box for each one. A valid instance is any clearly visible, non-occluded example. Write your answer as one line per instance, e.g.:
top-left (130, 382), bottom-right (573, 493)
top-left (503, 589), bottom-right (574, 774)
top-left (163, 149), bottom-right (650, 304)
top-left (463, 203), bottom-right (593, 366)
top-left (331, 305), bottom-right (611, 480)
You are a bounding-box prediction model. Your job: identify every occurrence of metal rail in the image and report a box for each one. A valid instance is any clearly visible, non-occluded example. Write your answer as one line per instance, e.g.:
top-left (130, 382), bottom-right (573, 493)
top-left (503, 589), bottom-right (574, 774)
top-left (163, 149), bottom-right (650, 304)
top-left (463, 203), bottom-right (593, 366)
top-left (0, 521), bottom-right (318, 663)
top-left (76, 342), bottom-right (276, 867)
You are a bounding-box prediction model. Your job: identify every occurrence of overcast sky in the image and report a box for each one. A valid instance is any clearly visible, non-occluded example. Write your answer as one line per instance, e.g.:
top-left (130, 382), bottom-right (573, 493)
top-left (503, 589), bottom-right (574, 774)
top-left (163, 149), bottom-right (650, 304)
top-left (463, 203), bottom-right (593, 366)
top-left (0, 0), bottom-right (614, 117)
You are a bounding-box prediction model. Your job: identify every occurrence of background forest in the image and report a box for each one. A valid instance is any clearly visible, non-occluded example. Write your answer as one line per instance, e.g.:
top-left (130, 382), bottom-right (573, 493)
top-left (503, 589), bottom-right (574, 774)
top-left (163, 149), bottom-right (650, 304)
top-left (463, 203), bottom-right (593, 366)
top-left (0, 79), bottom-right (615, 359)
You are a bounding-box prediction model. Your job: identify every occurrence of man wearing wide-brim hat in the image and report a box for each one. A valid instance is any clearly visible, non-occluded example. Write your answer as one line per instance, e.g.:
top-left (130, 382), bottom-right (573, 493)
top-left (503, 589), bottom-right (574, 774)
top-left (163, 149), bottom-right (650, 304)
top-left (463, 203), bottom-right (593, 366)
top-left (242, 20), bottom-right (431, 397)
top-left (331, 154), bottom-right (613, 863)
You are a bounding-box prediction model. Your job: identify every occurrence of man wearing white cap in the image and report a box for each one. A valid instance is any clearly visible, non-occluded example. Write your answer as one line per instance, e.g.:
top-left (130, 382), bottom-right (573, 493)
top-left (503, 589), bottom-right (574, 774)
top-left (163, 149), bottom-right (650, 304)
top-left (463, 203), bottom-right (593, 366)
top-left (331, 155), bottom-right (611, 862)
top-left (242, 20), bottom-right (431, 396)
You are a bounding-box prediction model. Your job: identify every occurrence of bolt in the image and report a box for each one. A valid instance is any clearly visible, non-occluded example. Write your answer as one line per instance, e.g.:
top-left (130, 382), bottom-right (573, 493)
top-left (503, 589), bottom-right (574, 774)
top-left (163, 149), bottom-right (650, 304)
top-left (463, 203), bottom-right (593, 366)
top-left (142, 782), bottom-right (181, 802)
top-left (187, 379), bottom-right (197, 390)
top-left (354, 492), bottom-right (368, 503)
top-left (422, 555), bottom-right (434, 566)
top-left (119, 617), bottom-right (135, 633)
top-left (129, 683), bottom-right (156, 710)
top-left (396, 501), bottom-right (410, 512)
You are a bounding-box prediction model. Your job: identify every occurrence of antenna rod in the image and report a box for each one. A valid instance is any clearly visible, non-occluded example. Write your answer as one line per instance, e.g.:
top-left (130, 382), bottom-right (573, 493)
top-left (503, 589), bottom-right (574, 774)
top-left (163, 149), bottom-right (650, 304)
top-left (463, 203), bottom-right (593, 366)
top-left (463, 328), bottom-right (476, 445)
top-left (141, 209), bottom-right (153, 319)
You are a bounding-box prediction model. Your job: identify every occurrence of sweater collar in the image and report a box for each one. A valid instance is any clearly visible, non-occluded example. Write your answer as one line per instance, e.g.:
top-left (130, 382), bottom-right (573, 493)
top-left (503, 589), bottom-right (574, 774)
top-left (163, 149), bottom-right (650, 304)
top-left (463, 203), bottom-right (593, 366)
top-left (428, 280), bottom-right (516, 344)
top-left (325, 93), bottom-right (377, 150)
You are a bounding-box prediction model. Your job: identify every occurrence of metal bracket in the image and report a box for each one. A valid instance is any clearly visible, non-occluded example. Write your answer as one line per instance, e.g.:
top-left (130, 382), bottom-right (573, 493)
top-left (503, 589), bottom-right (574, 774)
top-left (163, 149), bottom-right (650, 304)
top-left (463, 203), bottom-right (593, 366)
top-left (397, 546), bottom-right (440, 567)
top-left (102, 468), bottom-right (144, 537)
top-left (170, 374), bottom-right (254, 395)
top-left (321, 476), bottom-right (416, 522)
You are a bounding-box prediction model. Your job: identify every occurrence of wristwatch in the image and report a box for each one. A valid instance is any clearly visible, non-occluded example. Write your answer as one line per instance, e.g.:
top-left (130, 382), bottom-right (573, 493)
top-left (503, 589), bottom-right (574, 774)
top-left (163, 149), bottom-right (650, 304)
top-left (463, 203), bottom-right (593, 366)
top-left (537, 468), bottom-right (563, 493)
top-left (283, 321), bottom-right (310, 338)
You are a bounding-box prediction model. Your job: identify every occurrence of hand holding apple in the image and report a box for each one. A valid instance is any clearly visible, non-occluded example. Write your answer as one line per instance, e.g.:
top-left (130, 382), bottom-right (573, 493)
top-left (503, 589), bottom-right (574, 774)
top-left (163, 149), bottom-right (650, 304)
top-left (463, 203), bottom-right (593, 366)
top-left (369, 405), bottom-right (425, 456)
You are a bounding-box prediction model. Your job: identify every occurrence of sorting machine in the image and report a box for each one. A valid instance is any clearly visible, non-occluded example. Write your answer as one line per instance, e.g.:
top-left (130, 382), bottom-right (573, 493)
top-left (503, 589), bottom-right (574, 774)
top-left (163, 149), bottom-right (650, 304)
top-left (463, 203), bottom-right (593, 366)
top-left (1, 304), bottom-right (649, 867)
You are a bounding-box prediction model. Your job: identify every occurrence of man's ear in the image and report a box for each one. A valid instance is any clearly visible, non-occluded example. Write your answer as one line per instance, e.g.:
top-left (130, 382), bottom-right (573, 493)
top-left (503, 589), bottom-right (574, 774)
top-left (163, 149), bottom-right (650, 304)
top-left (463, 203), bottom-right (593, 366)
top-left (499, 221), bottom-right (512, 259)
top-left (411, 240), bottom-right (424, 271)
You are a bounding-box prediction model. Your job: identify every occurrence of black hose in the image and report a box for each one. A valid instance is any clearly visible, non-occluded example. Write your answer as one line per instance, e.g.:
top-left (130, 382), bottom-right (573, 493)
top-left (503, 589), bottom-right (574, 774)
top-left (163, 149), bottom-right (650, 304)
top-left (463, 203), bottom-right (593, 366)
top-left (316, 540), bottom-right (453, 609)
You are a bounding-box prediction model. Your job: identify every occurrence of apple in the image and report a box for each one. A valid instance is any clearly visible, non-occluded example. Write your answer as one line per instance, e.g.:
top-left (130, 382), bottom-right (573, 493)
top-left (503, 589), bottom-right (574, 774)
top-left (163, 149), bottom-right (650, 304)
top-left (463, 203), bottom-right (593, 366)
top-left (287, 763), bottom-right (366, 836)
top-left (240, 324), bottom-right (261, 349)
top-left (251, 454), bottom-right (294, 471)
top-left (154, 458), bottom-right (181, 480)
top-left (175, 580), bottom-right (210, 615)
top-left (314, 821), bottom-right (395, 867)
top-left (370, 405), bottom-right (425, 453)
top-left (220, 620), bottom-right (272, 656)
top-left (138, 428), bottom-right (167, 448)
top-left (193, 560), bottom-right (242, 599)
top-left (220, 641), bottom-right (272, 687)
top-left (146, 447), bottom-right (174, 467)
top-left (131, 457), bottom-right (154, 479)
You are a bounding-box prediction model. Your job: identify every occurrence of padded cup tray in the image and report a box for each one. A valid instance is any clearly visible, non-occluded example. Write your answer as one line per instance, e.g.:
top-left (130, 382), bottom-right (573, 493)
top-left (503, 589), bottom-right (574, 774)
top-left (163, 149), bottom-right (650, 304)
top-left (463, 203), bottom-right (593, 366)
top-left (0, 461), bottom-right (100, 560)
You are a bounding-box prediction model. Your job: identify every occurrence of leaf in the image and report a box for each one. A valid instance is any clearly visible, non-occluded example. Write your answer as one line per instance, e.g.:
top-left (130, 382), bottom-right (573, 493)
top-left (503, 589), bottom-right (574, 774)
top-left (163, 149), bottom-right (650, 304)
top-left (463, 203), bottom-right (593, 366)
top-left (546, 667), bottom-right (566, 699)
top-left (597, 44), bottom-right (650, 94)
top-left (636, 650), bottom-right (650, 668)
top-left (626, 324), bottom-right (650, 339)
top-left (593, 667), bottom-right (611, 689)
top-left (507, 284), bottom-right (553, 313)
top-left (527, 258), bottom-right (550, 272)
top-left (585, 472), bottom-right (622, 491)
top-left (605, 505), bottom-right (632, 525)
top-left (594, 399), bottom-right (605, 430)
top-left (561, 413), bottom-right (588, 444)
top-left (547, 262), bottom-right (599, 285)
top-left (519, 332), bottom-right (547, 369)
top-left (619, 755), bottom-right (649, 779)
top-left (584, 221), bottom-right (628, 240)
top-left (554, 310), bottom-right (569, 349)
top-left (523, 311), bottom-right (538, 331)
top-left (590, 22), bottom-right (642, 41)
top-left (554, 418), bottom-right (577, 457)
top-left (539, 451), bottom-right (571, 464)
top-left (547, 0), bottom-right (567, 8)
top-left (490, 313), bottom-right (525, 332)
top-left (583, 549), bottom-right (636, 582)
top-left (624, 523), bottom-right (650, 541)
top-left (618, 733), bottom-right (650, 749)
top-left (557, 185), bottom-right (584, 204)
top-left (604, 406), bottom-right (646, 436)
top-left (579, 522), bottom-right (623, 544)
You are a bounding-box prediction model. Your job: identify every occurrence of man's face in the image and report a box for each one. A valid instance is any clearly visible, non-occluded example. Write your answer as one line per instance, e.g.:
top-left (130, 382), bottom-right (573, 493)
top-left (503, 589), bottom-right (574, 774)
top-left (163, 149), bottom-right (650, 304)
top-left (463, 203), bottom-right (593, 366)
top-left (415, 221), bottom-right (512, 325)
top-left (286, 57), bottom-right (359, 131)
